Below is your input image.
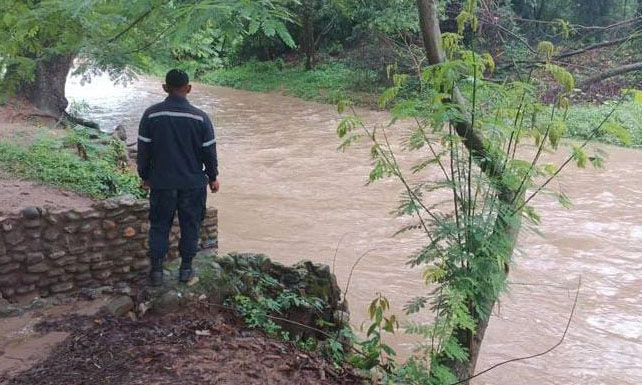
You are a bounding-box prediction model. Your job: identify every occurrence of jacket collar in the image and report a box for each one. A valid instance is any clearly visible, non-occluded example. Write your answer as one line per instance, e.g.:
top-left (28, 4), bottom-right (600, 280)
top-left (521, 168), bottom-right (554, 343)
top-left (165, 94), bottom-right (190, 105)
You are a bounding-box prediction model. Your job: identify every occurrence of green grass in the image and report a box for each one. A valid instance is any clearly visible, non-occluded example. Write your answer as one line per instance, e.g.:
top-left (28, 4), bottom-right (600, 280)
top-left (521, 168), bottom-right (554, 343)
top-left (564, 100), bottom-right (642, 147)
top-left (199, 60), bottom-right (384, 107)
top-left (0, 127), bottom-right (145, 199)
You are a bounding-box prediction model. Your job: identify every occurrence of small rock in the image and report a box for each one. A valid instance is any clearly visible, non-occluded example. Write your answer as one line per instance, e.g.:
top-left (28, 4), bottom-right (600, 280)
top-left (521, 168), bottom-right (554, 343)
top-left (43, 228), bottom-right (61, 241)
top-left (26, 252), bottom-right (45, 264)
top-left (4, 231), bottom-right (24, 246)
top-left (22, 274), bottom-right (41, 284)
top-left (113, 124), bottom-right (128, 141)
top-left (24, 219), bottom-right (41, 228)
top-left (153, 290), bottom-right (183, 314)
top-left (137, 301), bottom-right (151, 317)
top-left (115, 285), bottom-right (132, 296)
top-left (27, 262), bottom-right (49, 273)
top-left (0, 305), bottom-right (22, 318)
top-left (132, 259), bottom-right (150, 270)
top-left (103, 295), bottom-right (134, 317)
top-left (0, 263), bottom-right (21, 275)
top-left (79, 223), bottom-right (94, 233)
top-left (49, 250), bottom-right (67, 260)
top-left (0, 273), bottom-right (19, 286)
top-left (29, 298), bottom-right (47, 309)
top-left (53, 256), bottom-right (77, 267)
top-left (63, 225), bottom-right (79, 234)
top-left (333, 310), bottom-right (350, 326)
top-left (21, 206), bottom-right (41, 220)
top-left (123, 227), bottom-right (136, 237)
top-left (51, 282), bottom-right (74, 293)
top-left (43, 213), bottom-right (59, 225)
top-left (102, 220), bottom-right (117, 230)
top-left (91, 261), bottom-right (113, 270)
top-left (16, 284), bottom-right (36, 294)
top-left (93, 270), bottom-right (111, 280)
top-left (47, 268), bottom-right (65, 277)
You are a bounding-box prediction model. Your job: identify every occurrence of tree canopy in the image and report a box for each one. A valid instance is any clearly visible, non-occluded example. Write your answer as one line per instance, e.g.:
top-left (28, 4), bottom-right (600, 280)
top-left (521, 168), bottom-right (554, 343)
top-left (0, 0), bottom-right (295, 113)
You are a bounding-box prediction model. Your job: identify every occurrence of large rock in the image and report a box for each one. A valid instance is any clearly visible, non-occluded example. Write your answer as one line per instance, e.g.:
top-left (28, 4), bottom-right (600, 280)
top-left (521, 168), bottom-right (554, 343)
top-left (208, 253), bottom-right (349, 339)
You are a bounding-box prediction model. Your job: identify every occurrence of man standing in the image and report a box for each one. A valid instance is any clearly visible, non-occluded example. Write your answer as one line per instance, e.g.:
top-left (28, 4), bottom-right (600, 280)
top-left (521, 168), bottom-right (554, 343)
top-left (137, 69), bottom-right (220, 286)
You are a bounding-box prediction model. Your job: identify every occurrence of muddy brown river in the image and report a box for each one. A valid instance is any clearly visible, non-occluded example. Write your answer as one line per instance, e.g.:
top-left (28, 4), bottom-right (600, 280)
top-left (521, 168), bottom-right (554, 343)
top-left (66, 74), bottom-right (642, 384)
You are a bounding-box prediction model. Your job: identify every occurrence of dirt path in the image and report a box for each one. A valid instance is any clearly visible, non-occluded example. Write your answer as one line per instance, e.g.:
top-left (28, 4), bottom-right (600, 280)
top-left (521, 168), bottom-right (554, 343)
top-left (0, 173), bottom-right (95, 215)
top-left (2, 305), bottom-right (362, 385)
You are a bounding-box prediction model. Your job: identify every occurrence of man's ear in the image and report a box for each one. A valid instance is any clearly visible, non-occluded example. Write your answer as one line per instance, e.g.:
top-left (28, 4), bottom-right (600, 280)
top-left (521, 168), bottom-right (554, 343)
top-left (186, 84), bottom-right (192, 94)
top-left (162, 84), bottom-right (169, 93)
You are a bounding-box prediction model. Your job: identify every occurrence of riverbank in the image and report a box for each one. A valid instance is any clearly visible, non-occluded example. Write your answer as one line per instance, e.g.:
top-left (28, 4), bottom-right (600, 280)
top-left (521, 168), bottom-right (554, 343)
top-left (193, 59), bottom-right (642, 148)
top-left (0, 101), bottom-right (144, 203)
top-left (0, 253), bottom-right (363, 385)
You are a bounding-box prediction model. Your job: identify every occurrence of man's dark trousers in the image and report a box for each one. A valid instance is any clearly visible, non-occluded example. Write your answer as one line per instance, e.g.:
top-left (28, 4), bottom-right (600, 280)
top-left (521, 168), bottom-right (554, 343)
top-left (149, 187), bottom-right (207, 270)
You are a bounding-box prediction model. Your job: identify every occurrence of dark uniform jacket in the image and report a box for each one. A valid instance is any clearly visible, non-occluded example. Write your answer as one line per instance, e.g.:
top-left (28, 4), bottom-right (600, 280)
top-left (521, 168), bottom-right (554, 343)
top-left (137, 94), bottom-right (218, 189)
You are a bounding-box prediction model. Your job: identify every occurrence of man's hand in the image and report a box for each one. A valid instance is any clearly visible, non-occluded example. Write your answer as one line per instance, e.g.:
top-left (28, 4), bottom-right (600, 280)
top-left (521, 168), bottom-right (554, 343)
top-left (141, 180), bottom-right (150, 190)
top-left (209, 179), bottom-right (220, 193)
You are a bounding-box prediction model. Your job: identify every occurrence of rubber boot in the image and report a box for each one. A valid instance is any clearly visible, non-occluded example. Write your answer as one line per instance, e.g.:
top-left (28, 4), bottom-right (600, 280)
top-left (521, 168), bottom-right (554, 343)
top-left (150, 256), bottom-right (164, 287)
top-left (179, 255), bottom-right (194, 283)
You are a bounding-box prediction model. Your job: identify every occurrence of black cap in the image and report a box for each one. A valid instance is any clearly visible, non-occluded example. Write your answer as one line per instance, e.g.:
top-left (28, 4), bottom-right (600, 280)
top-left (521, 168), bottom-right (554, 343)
top-left (165, 69), bottom-right (189, 88)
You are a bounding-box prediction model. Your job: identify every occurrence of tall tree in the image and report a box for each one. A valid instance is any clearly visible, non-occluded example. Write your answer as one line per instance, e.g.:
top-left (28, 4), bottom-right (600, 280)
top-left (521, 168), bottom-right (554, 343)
top-left (416, 1), bottom-right (522, 380)
top-left (0, 0), bottom-right (294, 116)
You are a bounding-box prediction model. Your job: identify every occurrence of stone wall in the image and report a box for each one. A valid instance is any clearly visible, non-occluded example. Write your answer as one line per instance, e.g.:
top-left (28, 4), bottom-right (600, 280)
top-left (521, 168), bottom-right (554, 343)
top-left (0, 196), bottom-right (217, 302)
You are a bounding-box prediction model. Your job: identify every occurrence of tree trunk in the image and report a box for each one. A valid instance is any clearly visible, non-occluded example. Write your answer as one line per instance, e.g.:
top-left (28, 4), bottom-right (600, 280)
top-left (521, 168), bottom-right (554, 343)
top-left (579, 61), bottom-right (642, 88)
top-left (416, 1), bottom-right (522, 382)
top-left (22, 54), bottom-right (75, 116)
top-left (301, 1), bottom-right (316, 70)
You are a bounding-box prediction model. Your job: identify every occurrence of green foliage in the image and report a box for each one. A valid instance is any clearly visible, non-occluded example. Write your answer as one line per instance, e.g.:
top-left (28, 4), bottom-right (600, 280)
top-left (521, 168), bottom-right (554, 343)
top-left (565, 100), bottom-right (641, 147)
top-left (225, 266), bottom-right (325, 334)
top-left (0, 0), bottom-right (295, 95)
top-left (341, 0), bottom-right (418, 35)
top-left (222, 263), bottom-right (352, 358)
top-left (537, 41), bottom-right (556, 62)
top-left (336, 3), bottom-right (622, 381)
top-left (201, 60), bottom-right (383, 106)
top-left (0, 128), bottom-right (144, 199)
top-left (348, 293), bottom-right (398, 372)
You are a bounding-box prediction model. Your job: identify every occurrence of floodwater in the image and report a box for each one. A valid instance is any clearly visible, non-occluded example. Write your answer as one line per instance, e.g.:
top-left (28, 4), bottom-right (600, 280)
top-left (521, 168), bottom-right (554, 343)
top-left (66, 74), bottom-right (642, 384)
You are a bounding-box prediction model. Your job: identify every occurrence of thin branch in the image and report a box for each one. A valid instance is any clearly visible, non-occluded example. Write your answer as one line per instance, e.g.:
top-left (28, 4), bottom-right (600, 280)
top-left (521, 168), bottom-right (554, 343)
top-left (556, 31), bottom-right (642, 60)
top-left (514, 15), bottom-right (642, 31)
top-left (479, 16), bottom-right (537, 54)
top-left (108, 8), bottom-right (154, 43)
top-left (331, 233), bottom-right (350, 275)
top-left (343, 249), bottom-right (379, 300)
